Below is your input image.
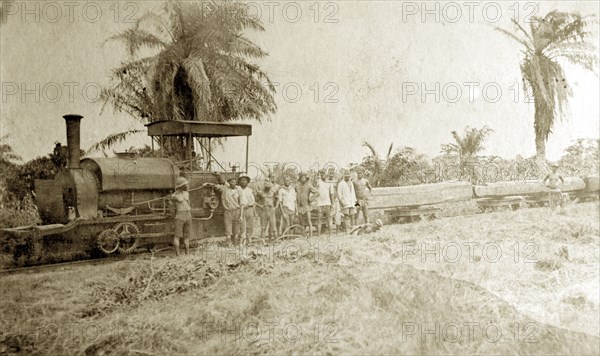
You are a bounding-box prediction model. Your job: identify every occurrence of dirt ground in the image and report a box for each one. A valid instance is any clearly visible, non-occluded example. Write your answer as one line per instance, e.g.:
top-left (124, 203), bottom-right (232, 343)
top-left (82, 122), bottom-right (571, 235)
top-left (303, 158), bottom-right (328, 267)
top-left (0, 202), bottom-right (598, 354)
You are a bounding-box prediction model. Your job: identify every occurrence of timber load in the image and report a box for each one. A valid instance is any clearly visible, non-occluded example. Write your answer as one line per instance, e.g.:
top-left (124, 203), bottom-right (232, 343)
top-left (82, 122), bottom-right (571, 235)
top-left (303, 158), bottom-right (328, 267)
top-left (473, 177), bottom-right (586, 198)
top-left (584, 176), bottom-right (599, 192)
top-left (369, 181), bottom-right (473, 209)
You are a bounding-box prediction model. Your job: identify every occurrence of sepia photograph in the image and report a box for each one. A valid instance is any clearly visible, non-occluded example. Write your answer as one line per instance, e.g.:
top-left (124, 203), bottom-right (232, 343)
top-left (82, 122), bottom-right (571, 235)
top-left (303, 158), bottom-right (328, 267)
top-left (0, 0), bottom-right (599, 354)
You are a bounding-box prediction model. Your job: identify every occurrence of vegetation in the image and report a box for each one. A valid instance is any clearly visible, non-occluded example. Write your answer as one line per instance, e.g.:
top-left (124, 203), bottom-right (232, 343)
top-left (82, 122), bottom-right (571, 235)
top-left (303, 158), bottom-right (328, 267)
top-left (358, 128), bottom-right (598, 188)
top-left (496, 11), bottom-right (598, 161)
top-left (0, 195), bottom-right (40, 228)
top-left (358, 127), bottom-right (497, 187)
top-left (0, 140), bottom-right (67, 228)
top-left (558, 138), bottom-right (600, 177)
top-left (359, 142), bottom-right (431, 186)
top-left (98, 0), bottom-right (276, 157)
top-left (440, 126), bottom-right (494, 183)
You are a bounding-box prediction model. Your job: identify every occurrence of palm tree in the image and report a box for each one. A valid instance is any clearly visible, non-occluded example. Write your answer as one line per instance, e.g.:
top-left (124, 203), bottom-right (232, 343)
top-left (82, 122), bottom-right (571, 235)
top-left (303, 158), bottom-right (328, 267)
top-left (496, 11), bottom-right (598, 161)
top-left (97, 0), bottom-right (276, 156)
top-left (441, 126), bottom-right (493, 182)
top-left (360, 141), bottom-right (393, 186)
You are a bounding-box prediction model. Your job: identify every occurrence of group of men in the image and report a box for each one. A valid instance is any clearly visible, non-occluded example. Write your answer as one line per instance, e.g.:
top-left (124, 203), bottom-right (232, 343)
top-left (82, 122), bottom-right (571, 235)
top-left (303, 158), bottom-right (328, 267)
top-left (170, 169), bottom-right (374, 251)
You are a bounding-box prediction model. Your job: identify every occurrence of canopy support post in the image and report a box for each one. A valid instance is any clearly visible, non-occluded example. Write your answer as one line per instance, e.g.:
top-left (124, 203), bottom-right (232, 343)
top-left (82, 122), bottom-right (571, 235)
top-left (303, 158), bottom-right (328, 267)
top-left (245, 135), bottom-right (249, 174)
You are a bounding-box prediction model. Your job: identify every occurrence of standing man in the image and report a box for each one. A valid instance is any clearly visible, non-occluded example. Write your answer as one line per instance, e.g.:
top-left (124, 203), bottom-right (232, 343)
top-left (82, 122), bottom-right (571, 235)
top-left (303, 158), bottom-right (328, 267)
top-left (278, 177), bottom-right (297, 236)
top-left (204, 174), bottom-right (241, 245)
top-left (296, 173), bottom-right (319, 237)
top-left (238, 174), bottom-right (256, 240)
top-left (543, 164), bottom-right (565, 210)
top-left (337, 171), bottom-right (357, 234)
top-left (316, 170), bottom-right (334, 237)
top-left (328, 170), bottom-right (342, 233)
top-left (256, 181), bottom-right (278, 240)
top-left (171, 177), bottom-right (192, 256)
top-left (353, 168), bottom-right (373, 224)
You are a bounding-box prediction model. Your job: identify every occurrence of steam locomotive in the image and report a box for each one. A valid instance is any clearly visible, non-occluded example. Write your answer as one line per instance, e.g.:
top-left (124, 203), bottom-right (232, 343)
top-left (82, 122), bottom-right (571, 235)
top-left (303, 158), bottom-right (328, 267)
top-left (1, 114), bottom-right (252, 266)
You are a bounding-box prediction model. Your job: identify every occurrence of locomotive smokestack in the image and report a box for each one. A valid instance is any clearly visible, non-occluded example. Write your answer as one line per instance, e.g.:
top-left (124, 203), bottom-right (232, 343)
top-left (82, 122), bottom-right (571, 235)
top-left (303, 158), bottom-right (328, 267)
top-left (63, 114), bottom-right (83, 169)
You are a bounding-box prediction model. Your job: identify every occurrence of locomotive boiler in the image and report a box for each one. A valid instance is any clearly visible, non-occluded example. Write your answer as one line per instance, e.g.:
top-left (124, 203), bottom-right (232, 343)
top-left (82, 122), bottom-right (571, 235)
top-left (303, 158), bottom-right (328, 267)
top-left (1, 114), bottom-right (252, 265)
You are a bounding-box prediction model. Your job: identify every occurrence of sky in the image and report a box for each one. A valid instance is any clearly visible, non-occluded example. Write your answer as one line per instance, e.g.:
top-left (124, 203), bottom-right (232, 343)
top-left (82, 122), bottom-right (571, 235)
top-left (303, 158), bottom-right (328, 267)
top-left (1, 0), bottom-right (599, 173)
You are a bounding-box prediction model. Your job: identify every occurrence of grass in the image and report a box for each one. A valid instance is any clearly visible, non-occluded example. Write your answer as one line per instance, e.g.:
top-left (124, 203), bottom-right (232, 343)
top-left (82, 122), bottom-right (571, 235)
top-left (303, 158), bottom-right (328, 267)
top-left (0, 202), bottom-right (598, 354)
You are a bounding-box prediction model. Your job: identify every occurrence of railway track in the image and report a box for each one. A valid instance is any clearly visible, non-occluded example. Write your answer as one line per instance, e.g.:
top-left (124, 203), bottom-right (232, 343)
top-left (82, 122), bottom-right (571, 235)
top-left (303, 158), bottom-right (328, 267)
top-left (0, 245), bottom-right (182, 276)
top-left (0, 235), bottom-right (237, 275)
top-left (0, 254), bottom-right (138, 275)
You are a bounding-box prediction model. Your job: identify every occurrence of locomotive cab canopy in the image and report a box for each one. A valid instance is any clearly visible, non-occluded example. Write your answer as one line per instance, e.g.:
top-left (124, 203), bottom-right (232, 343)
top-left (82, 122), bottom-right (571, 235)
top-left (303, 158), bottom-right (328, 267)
top-left (146, 120), bottom-right (252, 174)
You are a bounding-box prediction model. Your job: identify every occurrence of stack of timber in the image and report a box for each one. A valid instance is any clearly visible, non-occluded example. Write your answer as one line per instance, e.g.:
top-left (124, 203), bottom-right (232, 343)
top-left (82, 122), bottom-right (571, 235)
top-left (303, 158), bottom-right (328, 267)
top-left (369, 182), bottom-right (473, 209)
top-left (473, 177), bottom-right (586, 198)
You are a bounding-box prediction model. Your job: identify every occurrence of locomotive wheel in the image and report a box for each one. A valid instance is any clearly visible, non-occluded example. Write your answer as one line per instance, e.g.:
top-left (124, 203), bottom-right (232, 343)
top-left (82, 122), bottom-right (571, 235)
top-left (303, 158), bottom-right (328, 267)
top-left (97, 229), bottom-right (120, 254)
top-left (114, 222), bottom-right (140, 254)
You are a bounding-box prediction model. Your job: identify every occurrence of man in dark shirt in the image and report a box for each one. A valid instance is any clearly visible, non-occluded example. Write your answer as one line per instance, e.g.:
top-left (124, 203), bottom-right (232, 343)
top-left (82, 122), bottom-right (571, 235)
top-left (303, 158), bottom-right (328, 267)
top-left (296, 173), bottom-right (319, 237)
top-left (257, 181), bottom-right (278, 240)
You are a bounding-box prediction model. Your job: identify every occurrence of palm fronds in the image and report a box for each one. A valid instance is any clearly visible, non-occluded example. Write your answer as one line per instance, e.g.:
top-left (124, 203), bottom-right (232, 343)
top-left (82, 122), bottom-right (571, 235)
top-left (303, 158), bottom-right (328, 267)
top-left (98, 0), bottom-right (276, 152)
top-left (87, 130), bottom-right (144, 154)
top-left (494, 10), bottom-right (598, 159)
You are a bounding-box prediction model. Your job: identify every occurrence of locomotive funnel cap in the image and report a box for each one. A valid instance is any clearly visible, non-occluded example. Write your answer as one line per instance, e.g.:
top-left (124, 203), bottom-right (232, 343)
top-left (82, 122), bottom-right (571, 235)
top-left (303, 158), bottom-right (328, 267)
top-left (176, 177), bottom-right (189, 189)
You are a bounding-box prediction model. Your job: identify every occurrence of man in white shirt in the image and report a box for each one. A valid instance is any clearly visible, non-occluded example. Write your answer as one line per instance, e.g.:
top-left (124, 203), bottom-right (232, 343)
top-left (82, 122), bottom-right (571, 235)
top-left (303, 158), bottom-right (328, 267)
top-left (337, 172), bottom-right (357, 234)
top-left (277, 177), bottom-right (297, 235)
top-left (316, 170), bottom-right (334, 237)
top-left (203, 173), bottom-right (241, 245)
top-left (238, 174), bottom-right (256, 239)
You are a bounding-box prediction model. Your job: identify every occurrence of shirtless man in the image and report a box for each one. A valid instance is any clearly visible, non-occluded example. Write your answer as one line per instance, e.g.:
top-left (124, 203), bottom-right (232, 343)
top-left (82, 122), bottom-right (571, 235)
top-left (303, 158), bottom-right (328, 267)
top-left (353, 168), bottom-right (373, 224)
top-left (171, 177), bottom-right (192, 256)
top-left (296, 173), bottom-right (319, 237)
top-left (257, 181), bottom-right (278, 240)
top-left (543, 164), bottom-right (565, 210)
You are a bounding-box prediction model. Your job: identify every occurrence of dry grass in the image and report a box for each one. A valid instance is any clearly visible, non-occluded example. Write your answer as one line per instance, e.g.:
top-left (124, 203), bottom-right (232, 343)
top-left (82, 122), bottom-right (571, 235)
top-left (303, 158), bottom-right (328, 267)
top-left (0, 202), bottom-right (598, 354)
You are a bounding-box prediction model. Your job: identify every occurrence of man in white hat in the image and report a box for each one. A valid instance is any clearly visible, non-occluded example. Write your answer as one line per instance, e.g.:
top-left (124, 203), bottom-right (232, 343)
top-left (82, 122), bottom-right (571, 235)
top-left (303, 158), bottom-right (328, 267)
top-left (337, 171), bottom-right (356, 234)
top-left (238, 174), bottom-right (256, 240)
top-left (277, 176), bottom-right (297, 235)
top-left (171, 176), bottom-right (192, 256)
top-left (316, 170), bottom-right (334, 237)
